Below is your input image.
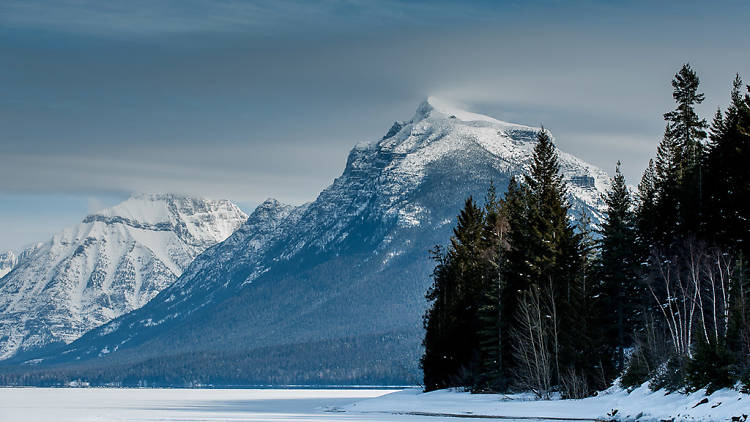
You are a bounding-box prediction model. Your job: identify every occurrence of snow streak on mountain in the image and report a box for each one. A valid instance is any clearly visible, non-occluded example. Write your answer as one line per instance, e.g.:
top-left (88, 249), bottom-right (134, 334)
top-left (8, 99), bottom-right (610, 384)
top-left (0, 194), bottom-right (247, 360)
top-left (0, 251), bottom-right (18, 279)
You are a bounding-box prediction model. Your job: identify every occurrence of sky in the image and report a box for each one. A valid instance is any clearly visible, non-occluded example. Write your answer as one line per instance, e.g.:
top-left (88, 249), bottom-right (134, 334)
top-left (1, 0), bottom-right (749, 251)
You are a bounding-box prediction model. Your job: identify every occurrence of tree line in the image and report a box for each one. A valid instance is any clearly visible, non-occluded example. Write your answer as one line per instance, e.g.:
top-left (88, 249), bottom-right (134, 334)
top-left (421, 63), bottom-right (750, 397)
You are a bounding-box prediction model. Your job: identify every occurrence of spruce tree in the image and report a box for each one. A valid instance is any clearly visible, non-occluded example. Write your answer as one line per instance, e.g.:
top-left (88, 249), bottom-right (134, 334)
top-left (664, 64), bottom-right (708, 172)
top-left (421, 197), bottom-right (487, 390)
top-left (502, 129), bottom-right (587, 391)
top-left (705, 76), bottom-right (750, 256)
top-left (652, 128), bottom-right (681, 247)
top-left (599, 162), bottom-right (639, 373)
top-left (476, 183), bottom-right (509, 392)
top-left (705, 76), bottom-right (750, 384)
top-left (663, 63), bottom-right (708, 236)
top-left (498, 177), bottom-right (531, 385)
top-left (421, 244), bottom-right (451, 391)
top-left (635, 159), bottom-right (658, 257)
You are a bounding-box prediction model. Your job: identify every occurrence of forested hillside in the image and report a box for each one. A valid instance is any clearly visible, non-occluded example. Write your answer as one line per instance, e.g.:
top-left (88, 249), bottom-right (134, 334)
top-left (421, 64), bottom-right (750, 396)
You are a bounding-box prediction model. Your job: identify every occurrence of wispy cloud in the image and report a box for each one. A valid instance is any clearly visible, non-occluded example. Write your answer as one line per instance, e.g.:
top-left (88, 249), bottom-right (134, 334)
top-left (0, 0), bottom-right (503, 36)
top-left (1, 0), bottom-right (749, 251)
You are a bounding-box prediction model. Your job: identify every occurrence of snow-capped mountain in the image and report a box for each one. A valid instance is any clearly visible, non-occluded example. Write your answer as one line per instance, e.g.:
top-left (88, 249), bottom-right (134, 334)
top-left (15, 99), bottom-right (610, 384)
top-left (0, 251), bottom-right (18, 279)
top-left (0, 194), bottom-right (247, 360)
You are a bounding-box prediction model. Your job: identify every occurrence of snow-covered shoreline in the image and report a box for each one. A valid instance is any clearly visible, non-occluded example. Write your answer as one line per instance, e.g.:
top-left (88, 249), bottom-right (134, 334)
top-left (344, 385), bottom-right (749, 422)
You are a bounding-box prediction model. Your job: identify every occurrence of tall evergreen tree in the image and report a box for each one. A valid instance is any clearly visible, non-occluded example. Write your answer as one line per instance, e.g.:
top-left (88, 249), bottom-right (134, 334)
top-left (664, 64), bottom-right (708, 173)
top-left (421, 197), bottom-right (488, 390)
top-left (651, 128), bottom-right (681, 247)
top-left (641, 64), bottom-right (708, 249)
top-left (705, 76), bottom-right (750, 256)
top-left (501, 129), bottom-right (588, 392)
top-left (498, 177), bottom-right (531, 385)
top-left (635, 159), bottom-right (658, 257)
top-left (476, 183), bottom-right (509, 392)
top-left (598, 162), bottom-right (640, 373)
top-left (663, 63), bottom-right (708, 235)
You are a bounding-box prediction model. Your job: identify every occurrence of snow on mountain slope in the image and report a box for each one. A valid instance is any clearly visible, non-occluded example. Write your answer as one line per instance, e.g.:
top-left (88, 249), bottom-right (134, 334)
top-left (18, 99), bottom-right (611, 384)
top-left (0, 194), bottom-right (247, 360)
top-left (0, 251), bottom-right (18, 279)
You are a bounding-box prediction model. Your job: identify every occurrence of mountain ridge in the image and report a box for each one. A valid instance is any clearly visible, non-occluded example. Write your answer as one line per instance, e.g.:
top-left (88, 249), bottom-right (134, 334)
top-left (4, 99), bottom-right (611, 385)
top-left (0, 194), bottom-right (248, 360)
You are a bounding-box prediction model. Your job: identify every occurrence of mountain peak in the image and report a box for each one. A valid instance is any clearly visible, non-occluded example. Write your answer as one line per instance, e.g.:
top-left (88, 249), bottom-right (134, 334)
top-left (88, 193), bottom-right (240, 226)
top-left (0, 193), bottom-right (248, 360)
top-left (248, 198), bottom-right (297, 227)
top-left (20, 102), bottom-right (612, 382)
top-left (415, 96), bottom-right (518, 127)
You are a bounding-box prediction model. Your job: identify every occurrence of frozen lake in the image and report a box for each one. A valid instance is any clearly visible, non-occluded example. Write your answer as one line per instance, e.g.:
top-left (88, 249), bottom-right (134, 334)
top-left (0, 388), bottom-right (481, 422)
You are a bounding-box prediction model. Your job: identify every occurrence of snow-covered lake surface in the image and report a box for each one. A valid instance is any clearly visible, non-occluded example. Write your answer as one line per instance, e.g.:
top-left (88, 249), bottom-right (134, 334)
top-left (2, 386), bottom-right (746, 421)
top-left (0, 387), bottom-right (517, 422)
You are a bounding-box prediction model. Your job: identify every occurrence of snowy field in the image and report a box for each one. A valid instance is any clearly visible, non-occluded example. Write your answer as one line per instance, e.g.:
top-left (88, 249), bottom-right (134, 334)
top-left (347, 385), bottom-right (750, 422)
top-left (2, 386), bottom-right (747, 421)
top-left (0, 388), bottom-right (398, 422)
top-left (0, 387), bottom-right (534, 422)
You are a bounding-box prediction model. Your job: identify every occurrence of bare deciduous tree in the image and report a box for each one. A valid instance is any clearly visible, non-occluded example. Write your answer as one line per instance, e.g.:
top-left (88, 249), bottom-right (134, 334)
top-left (646, 239), bottom-right (735, 358)
top-left (511, 286), bottom-right (553, 398)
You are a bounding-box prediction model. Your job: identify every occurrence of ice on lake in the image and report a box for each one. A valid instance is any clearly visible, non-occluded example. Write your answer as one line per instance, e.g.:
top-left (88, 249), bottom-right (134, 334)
top-left (0, 388), bottom-right (473, 422)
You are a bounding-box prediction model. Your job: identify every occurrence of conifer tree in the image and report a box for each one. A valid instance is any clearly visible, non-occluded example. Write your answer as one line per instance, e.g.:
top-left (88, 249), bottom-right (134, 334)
top-left (705, 76), bottom-right (750, 256)
top-left (664, 64), bottom-right (708, 172)
top-left (421, 197), bottom-right (487, 390)
top-left (652, 129), bottom-right (681, 247)
top-left (502, 129), bottom-right (587, 391)
top-left (599, 162), bottom-right (639, 373)
top-left (476, 183), bottom-right (509, 392)
top-left (635, 159), bottom-right (658, 257)
top-left (663, 63), bottom-right (708, 236)
top-left (498, 177), bottom-right (531, 385)
top-left (642, 64), bottom-right (708, 250)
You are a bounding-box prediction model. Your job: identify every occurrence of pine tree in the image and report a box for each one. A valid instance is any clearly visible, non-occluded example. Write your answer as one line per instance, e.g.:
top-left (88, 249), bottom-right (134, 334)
top-left (705, 76), bottom-right (750, 385)
top-left (502, 129), bottom-right (588, 392)
top-left (664, 64), bottom-right (708, 173)
top-left (598, 162), bottom-right (640, 374)
top-left (421, 197), bottom-right (487, 390)
top-left (421, 244), bottom-right (453, 391)
top-left (635, 159), bottom-right (658, 257)
top-left (705, 76), bottom-right (750, 256)
top-left (476, 182), bottom-right (510, 392)
top-left (663, 63), bottom-right (708, 236)
top-left (652, 128), bottom-right (681, 247)
top-left (498, 177), bottom-right (531, 385)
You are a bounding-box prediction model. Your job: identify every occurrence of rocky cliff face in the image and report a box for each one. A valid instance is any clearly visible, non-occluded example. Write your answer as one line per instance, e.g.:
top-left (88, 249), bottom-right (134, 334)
top-left (0, 251), bottom-right (18, 279)
top-left (0, 194), bottom-right (247, 360)
top-left (16, 99), bottom-right (610, 384)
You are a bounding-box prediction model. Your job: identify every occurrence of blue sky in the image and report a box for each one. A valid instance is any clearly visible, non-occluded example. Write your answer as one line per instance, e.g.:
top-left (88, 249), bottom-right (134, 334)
top-left (1, 0), bottom-right (749, 251)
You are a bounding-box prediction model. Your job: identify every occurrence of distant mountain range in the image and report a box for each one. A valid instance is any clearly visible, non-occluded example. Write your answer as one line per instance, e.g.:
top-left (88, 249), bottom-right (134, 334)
top-left (0, 194), bottom-right (247, 360)
top-left (0, 98), bottom-right (610, 386)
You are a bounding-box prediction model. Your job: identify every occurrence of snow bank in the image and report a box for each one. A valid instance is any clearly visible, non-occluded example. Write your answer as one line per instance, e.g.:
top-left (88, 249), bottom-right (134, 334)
top-left (345, 385), bottom-right (750, 421)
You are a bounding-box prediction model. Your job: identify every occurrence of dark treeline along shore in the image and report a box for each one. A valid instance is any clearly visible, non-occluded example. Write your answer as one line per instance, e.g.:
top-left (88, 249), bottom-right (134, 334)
top-left (421, 64), bottom-right (750, 397)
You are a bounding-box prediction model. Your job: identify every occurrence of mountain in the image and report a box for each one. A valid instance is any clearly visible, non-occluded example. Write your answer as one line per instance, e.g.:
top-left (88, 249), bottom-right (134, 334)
top-left (0, 194), bottom-right (248, 360)
top-left (0, 251), bottom-right (18, 279)
top-left (3, 98), bottom-right (610, 385)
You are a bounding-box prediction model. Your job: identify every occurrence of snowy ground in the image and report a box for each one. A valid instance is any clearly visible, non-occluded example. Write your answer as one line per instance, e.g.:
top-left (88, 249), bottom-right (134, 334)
top-left (345, 385), bottom-right (750, 422)
top-left (0, 387), bottom-right (535, 422)
top-left (2, 386), bottom-right (747, 421)
top-left (0, 388), bottom-right (393, 422)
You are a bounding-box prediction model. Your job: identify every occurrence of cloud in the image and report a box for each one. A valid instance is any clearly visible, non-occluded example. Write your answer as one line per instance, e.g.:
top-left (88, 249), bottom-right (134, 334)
top-left (1, 0), bottom-right (749, 251)
top-left (0, 0), bottom-right (502, 36)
